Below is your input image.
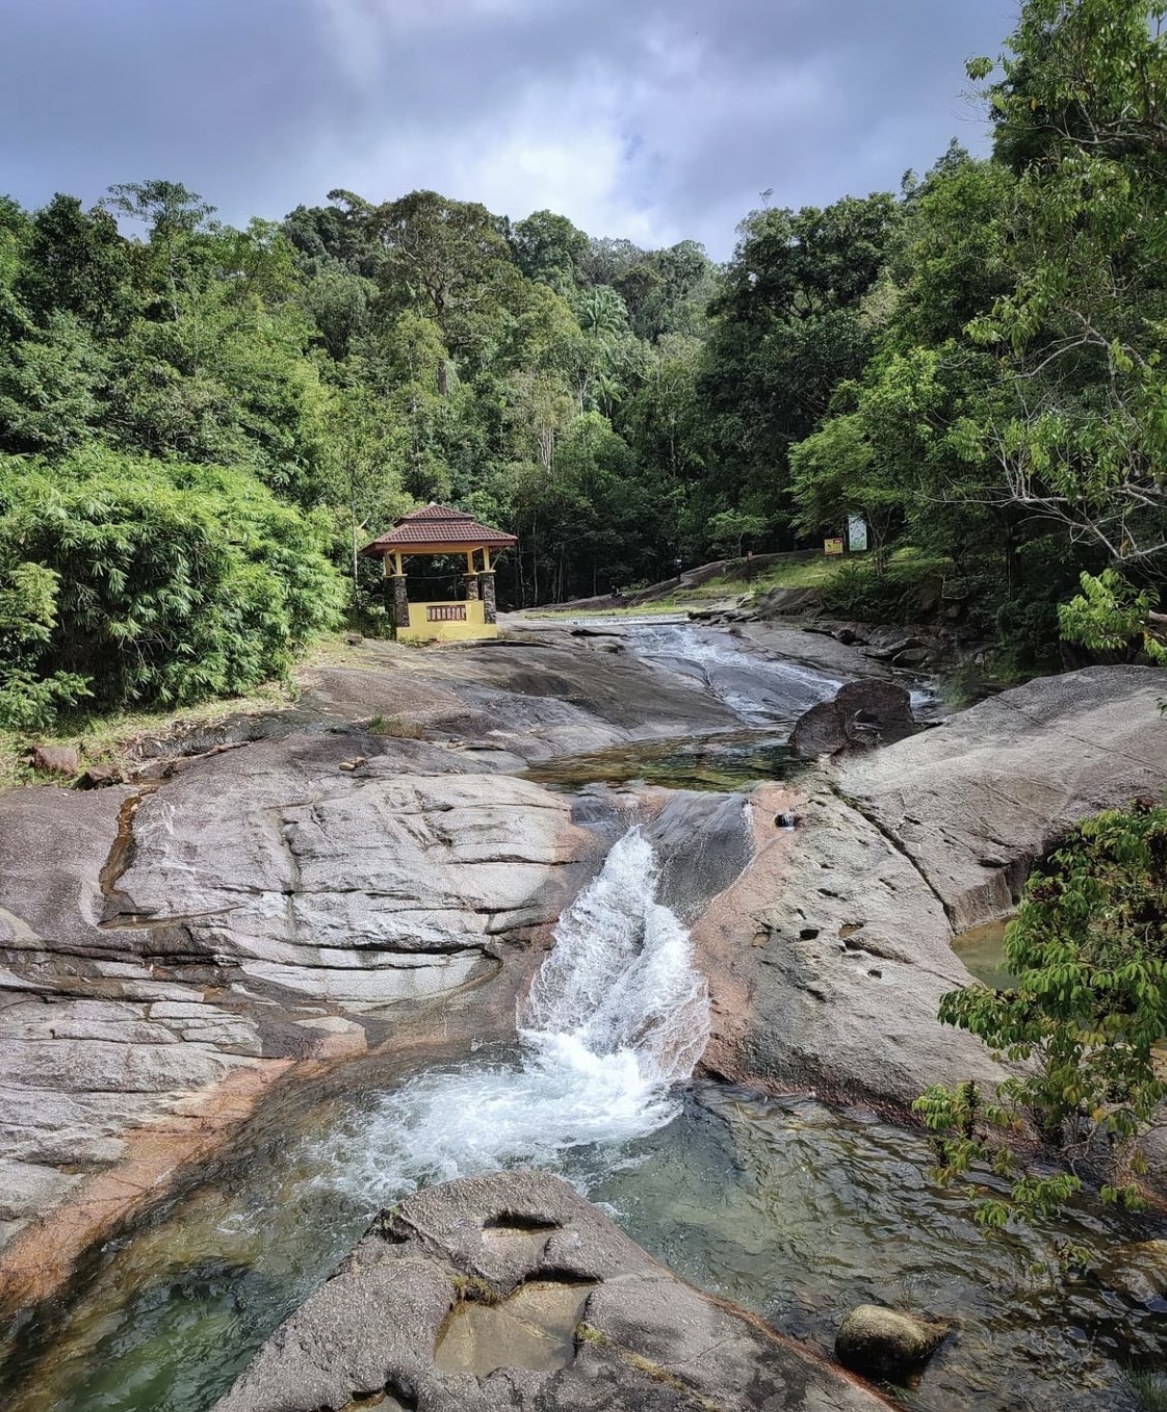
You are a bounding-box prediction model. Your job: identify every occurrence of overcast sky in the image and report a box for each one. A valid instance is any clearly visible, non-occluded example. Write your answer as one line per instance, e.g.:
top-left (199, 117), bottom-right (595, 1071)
top-left (1, 0), bottom-right (1018, 259)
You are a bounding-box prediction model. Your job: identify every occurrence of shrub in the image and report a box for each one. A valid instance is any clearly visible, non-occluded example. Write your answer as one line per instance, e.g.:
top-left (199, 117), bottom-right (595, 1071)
top-left (915, 804), bottom-right (1167, 1238)
top-left (0, 448), bottom-right (344, 717)
top-left (818, 553), bottom-right (948, 623)
top-left (0, 558), bottom-right (89, 729)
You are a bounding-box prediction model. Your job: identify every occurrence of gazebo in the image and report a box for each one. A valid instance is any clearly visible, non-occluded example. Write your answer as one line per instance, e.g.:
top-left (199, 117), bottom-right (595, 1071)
top-left (360, 504), bottom-right (517, 643)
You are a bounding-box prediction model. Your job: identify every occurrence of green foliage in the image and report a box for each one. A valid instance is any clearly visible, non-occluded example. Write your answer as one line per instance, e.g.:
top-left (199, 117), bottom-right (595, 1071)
top-left (818, 552), bottom-right (949, 623)
top-left (707, 510), bottom-right (768, 558)
top-left (700, 193), bottom-right (899, 527)
top-left (1059, 569), bottom-right (1167, 663)
top-left (1126, 1369), bottom-right (1167, 1412)
top-left (18, 195), bottom-right (135, 333)
top-left (0, 311), bottom-right (108, 454)
top-left (11, 5), bottom-right (1167, 684)
top-left (0, 450), bottom-right (343, 715)
top-left (367, 714), bottom-right (423, 739)
top-left (914, 803), bottom-right (1167, 1232)
top-left (509, 209), bottom-right (588, 295)
top-left (0, 558), bottom-right (90, 729)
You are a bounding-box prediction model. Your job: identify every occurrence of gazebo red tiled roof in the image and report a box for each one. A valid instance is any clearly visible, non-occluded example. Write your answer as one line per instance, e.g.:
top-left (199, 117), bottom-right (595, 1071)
top-left (360, 504), bottom-right (517, 556)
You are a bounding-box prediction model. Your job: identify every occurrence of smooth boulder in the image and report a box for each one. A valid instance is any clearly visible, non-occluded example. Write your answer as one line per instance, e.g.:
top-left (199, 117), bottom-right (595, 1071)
top-left (213, 1170), bottom-right (891, 1412)
top-left (789, 681), bottom-right (915, 758)
top-left (835, 1304), bottom-right (950, 1379)
top-left (698, 666), bottom-right (1167, 1111)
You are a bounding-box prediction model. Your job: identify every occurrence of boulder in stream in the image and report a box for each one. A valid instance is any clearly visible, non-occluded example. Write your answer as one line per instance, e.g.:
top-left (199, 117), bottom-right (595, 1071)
top-left (835, 1304), bottom-right (950, 1379)
top-left (213, 1170), bottom-right (892, 1412)
top-left (789, 681), bottom-right (915, 758)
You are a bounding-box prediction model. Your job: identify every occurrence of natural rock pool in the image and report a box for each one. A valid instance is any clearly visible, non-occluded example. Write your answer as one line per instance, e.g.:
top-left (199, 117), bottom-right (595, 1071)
top-left (3, 825), bottom-right (1164, 1412)
top-left (523, 727), bottom-right (802, 792)
top-left (950, 919), bottom-right (1013, 991)
top-left (4, 635), bottom-right (1167, 1412)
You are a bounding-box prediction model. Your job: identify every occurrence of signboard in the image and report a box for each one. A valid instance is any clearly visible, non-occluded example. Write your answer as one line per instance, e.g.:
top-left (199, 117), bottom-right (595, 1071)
top-left (848, 514), bottom-right (868, 553)
top-left (824, 537), bottom-right (844, 556)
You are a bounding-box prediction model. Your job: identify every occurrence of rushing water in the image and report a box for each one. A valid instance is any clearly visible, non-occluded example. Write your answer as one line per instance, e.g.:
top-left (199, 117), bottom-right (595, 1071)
top-left (311, 828), bottom-right (709, 1206)
top-left (4, 634), bottom-right (1163, 1412)
top-left (3, 829), bottom-right (711, 1412)
top-left (621, 621), bottom-right (942, 727)
top-left (5, 824), bottom-right (1167, 1412)
top-left (628, 623), bottom-right (844, 725)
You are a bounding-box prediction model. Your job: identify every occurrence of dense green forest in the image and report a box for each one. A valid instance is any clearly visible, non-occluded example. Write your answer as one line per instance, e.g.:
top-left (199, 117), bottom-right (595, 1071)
top-left (2, 0), bottom-right (1165, 729)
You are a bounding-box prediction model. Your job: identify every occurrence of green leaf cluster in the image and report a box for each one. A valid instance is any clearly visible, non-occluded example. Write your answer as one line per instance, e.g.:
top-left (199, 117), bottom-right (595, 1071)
top-left (914, 803), bottom-right (1167, 1232)
top-left (9, 4), bottom-right (1167, 718)
top-left (0, 450), bottom-right (343, 718)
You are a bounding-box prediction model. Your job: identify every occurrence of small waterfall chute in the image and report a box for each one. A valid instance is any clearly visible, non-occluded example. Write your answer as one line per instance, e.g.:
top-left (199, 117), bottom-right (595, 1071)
top-left (522, 828), bottom-right (710, 1085)
top-left (319, 827), bottom-right (710, 1208)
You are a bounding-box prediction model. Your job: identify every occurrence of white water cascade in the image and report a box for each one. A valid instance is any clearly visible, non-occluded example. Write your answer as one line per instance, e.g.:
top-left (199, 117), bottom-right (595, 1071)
top-left (319, 828), bottom-right (710, 1207)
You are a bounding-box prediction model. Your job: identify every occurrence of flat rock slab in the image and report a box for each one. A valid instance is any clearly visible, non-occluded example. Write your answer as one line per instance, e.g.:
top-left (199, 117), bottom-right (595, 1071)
top-left (697, 785), bottom-right (1008, 1110)
top-left (837, 666), bottom-right (1167, 932)
top-left (214, 1170), bottom-right (890, 1412)
top-left (697, 666), bottom-right (1167, 1109)
top-left (0, 730), bottom-right (592, 1265)
top-left (304, 633), bottom-right (742, 761)
top-left (113, 734), bottom-right (587, 1005)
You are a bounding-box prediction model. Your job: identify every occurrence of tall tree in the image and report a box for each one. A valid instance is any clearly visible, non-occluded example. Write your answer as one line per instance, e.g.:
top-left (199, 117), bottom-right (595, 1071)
top-left (699, 192), bottom-right (900, 529)
top-left (963, 1), bottom-right (1167, 585)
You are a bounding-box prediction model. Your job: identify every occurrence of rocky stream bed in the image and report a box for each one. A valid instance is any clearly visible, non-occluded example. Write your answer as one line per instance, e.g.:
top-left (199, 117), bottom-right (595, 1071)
top-left (1, 622), bottom-right (1165, 1411)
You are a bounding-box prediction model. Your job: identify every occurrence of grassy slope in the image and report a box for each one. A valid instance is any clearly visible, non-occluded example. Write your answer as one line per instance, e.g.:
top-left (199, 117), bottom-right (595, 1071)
top-left (526, 553), bottom-right (848, 618)
top-left (0, 673), bottom-right (299, 791)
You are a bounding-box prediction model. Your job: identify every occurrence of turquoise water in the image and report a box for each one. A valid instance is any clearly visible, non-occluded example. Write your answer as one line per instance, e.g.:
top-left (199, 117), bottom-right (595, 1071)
top-left (4, 1076), bottom-right (1164, 1412)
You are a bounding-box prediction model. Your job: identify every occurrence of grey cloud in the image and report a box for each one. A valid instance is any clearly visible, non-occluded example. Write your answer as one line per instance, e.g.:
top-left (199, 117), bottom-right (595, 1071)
top-left (0, 0), bottom-right (1019, 257)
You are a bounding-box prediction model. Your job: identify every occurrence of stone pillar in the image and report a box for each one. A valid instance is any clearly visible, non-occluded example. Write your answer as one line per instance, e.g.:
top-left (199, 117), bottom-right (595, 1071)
top-left (462, 574), bottom-right (480, 601)
top-left (477, 572), bottom-right (497, 624)
top-left (391, 575), bottom-right (409, 632)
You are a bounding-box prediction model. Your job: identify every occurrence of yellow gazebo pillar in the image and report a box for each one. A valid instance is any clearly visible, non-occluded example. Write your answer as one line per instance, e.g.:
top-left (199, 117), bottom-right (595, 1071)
top-left (385, 551), bottom-right (409, 632)
top-left (477, 546), bottom-right (497, 624)
top-left (462, 550), bottom-right (480, 601)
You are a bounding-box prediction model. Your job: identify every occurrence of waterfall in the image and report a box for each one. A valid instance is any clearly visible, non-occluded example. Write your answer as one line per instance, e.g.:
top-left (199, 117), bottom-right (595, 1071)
top-left (319, 828), bottom-right (710, 1207)
top-left (522, 828), bottom-right (710, 1084)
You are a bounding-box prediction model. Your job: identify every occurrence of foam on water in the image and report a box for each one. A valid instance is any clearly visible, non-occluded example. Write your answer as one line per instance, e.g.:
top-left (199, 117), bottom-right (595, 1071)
top-left (315, 828), bottom-right (710, 1209)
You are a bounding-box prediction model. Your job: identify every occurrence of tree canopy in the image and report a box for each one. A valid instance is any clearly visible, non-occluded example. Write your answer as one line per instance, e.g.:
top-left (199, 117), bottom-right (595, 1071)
top-left (2, 0), bottom-right (1166, 725)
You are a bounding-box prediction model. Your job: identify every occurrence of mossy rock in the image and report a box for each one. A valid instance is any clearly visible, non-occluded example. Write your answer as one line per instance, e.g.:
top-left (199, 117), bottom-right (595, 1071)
top-left (835, 1304), bottom-right (951, 1378)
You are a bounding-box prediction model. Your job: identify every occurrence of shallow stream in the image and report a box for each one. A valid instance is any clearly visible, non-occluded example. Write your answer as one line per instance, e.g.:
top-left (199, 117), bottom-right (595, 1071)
top-left (5, 827), bottom-right (1165, 1412)
top-left (524, 727), bottom-right (801, 792)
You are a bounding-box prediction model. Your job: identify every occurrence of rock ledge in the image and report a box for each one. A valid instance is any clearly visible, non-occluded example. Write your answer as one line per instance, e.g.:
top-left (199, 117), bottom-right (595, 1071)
top-left (214, 1170), bottom-right (891, 1412)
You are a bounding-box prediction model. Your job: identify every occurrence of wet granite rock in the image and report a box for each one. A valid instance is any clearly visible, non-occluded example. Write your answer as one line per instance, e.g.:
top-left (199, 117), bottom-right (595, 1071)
top-left (0, 733), bottom-right (594, 1267)
top-left (835, 1305), bottom-right (950, 1378)
top-left (789, 681), bottom-right (915, 758)
top-left (838, 666), bottom-right (1167, 933)
top-left (696, 784), bottom-right (1009, 1110)
top-left (698, 667), bottom-right (1167, 1112)
top-left (213, 1170), bottom-right (890, 1412)
top-left (110, 735), bottom-right (588, 1006)
top-left (1095, 1239), bottom-right (1167, 1305)
top-left (74, 763), bottom-right (125, 789)
top-left (0, 628), bottom-right (746, 1277)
